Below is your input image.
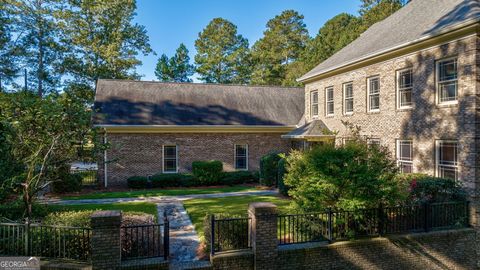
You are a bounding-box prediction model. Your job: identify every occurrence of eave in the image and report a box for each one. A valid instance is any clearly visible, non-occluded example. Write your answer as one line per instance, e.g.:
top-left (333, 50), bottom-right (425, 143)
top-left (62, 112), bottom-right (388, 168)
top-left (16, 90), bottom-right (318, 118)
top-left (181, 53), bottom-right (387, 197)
top-left (95, 125), bottom-right (297, 134)
top-left (298, 19), bottom-right (480, 83)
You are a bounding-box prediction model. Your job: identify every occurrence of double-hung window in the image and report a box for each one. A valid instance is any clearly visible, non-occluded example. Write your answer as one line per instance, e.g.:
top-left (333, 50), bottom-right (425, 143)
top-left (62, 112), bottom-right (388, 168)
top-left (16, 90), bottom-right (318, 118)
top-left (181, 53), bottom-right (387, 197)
top-left (396, 140), bottom-right (413, 173)
top-left (325, 87), bottom-right (334, 116)
top-left (367, 76), bottom-right (380, 112)
top-left (367, 138), bottom-right (381, 147)
top-left (310, 91), bottom-right (318, 117)
top-left (163, 145), bottom-right (178, 173)
top-left (343, 83), bottom-right (354, 115)
top-left (436, 58), bottom-right (458, 104)
top-left (397, 69), bottom-right (413, 109)
top-left (235, 144), bottom-right (248, 170)
top-left (436, 140), bottom-right (458, 180)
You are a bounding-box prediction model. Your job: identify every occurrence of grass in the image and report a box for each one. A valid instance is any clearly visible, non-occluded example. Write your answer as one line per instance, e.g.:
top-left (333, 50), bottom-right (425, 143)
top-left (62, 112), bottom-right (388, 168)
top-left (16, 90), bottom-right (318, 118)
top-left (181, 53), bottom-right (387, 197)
top-left (183, 195), bottom-right (291, 238)
top-left (60, 186), bottom-right (259, 200)
top-left (47, 202), bottom-right (159, 220)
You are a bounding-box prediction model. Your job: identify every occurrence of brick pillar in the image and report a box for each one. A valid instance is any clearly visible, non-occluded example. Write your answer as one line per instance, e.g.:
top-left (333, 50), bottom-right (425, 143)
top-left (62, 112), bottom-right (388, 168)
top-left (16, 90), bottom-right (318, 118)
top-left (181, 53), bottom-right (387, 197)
top-left (91, 210), bottom-right (122, 270)
top-left (248, 202), bottom-right (278, 270)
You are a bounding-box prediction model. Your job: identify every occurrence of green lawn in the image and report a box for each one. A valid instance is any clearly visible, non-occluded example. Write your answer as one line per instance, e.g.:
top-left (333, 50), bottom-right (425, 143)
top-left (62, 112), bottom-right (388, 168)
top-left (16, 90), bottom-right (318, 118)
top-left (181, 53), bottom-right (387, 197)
top-left (47, 202), bottom-right (159, 219)
top-left (60, 186), bottom-right (259, 200)
top-left (183, 195), bottom-right (291, 238)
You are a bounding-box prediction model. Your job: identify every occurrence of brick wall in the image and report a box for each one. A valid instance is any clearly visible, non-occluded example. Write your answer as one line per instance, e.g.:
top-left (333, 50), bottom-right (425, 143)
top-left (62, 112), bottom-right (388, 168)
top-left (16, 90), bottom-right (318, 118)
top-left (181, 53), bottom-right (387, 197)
top-left (99, 133), bottom-right (291, 186)
top-left (304, 34), bottom-right (480, 225)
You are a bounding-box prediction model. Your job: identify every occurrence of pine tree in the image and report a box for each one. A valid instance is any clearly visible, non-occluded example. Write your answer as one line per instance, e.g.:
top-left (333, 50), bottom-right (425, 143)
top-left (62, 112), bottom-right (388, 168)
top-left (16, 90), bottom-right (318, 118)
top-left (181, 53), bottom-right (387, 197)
top-left (155, 43), bottom-right (194, 82)
top-left (251, 10), bottom-right (309, 86)
top-left (59, 0), bottom-right (152, 87)
top-left (11, 0), bottom-right (66, 96)
top-left (0, 2), bottom-right (19, 90)
top-left (194, 18), bottom-right (250, 84)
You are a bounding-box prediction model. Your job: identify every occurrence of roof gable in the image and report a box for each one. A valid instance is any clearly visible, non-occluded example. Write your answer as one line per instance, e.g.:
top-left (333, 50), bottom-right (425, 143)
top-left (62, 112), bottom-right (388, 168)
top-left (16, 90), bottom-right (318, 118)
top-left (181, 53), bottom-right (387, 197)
top-left (93, 80), bottom-right (304, 126)
top-left (299, 0), bottom-right (480, 82)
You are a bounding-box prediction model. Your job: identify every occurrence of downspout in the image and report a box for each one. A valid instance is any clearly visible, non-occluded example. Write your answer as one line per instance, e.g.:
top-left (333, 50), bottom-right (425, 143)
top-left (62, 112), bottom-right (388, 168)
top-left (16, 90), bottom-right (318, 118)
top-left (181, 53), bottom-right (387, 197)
top-left (103, 129), bottom-right (108, 188)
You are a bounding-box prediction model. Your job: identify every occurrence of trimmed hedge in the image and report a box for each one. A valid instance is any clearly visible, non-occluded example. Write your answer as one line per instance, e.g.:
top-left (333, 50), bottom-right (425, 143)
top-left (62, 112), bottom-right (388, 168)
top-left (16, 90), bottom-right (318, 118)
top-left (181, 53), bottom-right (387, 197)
top-left (51, 173), bottom-right (82, 193)
top-left (222, 171), bottom-right (258, 186)
top-left (192, 160), bottom-right (223, 185)
top-left (277, 158), bottom-right (289, 196)
top-left (260, 152), bottom-right (283, 186)
top-left (151, 173), bottom-right (196, 188)
top-left (127, 176), bottom-right (148, 188)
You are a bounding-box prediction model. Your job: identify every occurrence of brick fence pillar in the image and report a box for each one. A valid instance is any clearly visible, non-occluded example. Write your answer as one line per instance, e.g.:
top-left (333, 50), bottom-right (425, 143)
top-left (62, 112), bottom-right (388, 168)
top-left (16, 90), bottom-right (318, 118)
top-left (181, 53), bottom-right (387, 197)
top-left (248, 202), bottom-right (278, 270)
top-left (91, 210), bottom-right (122, 270)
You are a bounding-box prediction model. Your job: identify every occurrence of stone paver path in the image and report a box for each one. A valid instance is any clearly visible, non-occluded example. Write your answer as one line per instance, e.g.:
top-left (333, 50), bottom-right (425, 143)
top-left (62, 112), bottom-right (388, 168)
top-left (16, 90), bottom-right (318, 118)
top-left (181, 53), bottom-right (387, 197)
top-left (44, 189), bottom-right (278, 205)
top-left (157, 202), bottom-right (200, 262)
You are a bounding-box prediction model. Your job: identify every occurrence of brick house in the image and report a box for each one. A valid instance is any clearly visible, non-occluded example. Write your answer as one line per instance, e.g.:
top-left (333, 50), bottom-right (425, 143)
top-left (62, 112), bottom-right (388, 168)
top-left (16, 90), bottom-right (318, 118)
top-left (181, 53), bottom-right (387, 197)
top-left (93, 80), bottom-right (304, 186)
top-left (295, 0), bottom-right (480, 225)
top-left (94, 0), bottom-right (480, 224)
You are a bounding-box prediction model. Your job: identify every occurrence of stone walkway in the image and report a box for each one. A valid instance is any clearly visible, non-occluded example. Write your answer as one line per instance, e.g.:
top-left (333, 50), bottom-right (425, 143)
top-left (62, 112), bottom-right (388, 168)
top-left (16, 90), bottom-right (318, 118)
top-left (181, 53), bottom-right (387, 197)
top-left (44, 189), bottom-right (278, 205)
top-left (157, 202), bottom-right (200, 262)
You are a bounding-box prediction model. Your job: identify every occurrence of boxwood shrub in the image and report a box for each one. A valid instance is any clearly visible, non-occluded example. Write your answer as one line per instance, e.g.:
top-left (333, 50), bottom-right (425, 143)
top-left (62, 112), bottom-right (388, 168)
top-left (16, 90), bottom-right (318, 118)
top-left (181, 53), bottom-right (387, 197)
top-left (192, 160), bottom-right (223, 185)
top-left (222, 171), bottom-right (258, 186)
top-left (151, 173), bottom-right (196, 188)
top-left (259, 152), bottom-right (283, 186)
top-left (127, 176), bottom-right (148, 188)
top-left (277, 158), bottom-right (289, 196)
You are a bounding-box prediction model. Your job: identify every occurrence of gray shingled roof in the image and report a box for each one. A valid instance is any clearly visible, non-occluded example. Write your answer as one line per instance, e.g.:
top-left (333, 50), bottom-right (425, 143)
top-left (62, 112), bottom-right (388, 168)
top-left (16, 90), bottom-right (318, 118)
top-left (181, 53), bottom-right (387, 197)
top-left (93, 79), bottom-right (304, 126)
top-left (281, 120), bottom-right (333, 139)
top-left (299, 0), bottom-right (480, 82)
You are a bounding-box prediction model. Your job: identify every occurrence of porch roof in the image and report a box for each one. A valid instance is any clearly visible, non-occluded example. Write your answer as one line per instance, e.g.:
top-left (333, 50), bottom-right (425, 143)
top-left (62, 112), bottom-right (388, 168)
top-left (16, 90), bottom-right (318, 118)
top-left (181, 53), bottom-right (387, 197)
top-left (281, 120), bottom-right (334, 140)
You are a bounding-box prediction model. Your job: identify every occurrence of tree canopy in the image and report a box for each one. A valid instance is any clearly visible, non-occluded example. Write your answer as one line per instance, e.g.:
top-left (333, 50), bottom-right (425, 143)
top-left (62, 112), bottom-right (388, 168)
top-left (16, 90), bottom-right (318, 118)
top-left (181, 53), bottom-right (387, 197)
top-left (251, 10), bottom-right (309, 86)
top-left (194, 18), bottom-right (251, 84)
top-left (155, 43), bottom-right (194, 82)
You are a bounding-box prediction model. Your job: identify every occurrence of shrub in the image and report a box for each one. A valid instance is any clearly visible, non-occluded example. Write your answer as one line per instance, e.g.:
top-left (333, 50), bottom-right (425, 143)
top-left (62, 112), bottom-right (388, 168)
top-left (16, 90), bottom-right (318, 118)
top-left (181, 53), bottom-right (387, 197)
top-left (151, 173), bottom-right (196, 188)
top-left (192, 160), bottom-right (223, 185)
top-left (0, 200), bottom-right (48, 221)
top-left (396, 173), bottom-right (467, 203)
top-left (51, 173), bottom-right (82, 193)
top-left (127, 176), bottom-right (148, 188)
top-left (277, 158), bottom-right (289, 196)
top-left (221, 171), bottom-right (258, 186)
top-left (43, 210), bottom-right (93, 227)
top-left (285, 141), bottom-right (403, 212)
top-left (260, 152), bottom-right (283, 186)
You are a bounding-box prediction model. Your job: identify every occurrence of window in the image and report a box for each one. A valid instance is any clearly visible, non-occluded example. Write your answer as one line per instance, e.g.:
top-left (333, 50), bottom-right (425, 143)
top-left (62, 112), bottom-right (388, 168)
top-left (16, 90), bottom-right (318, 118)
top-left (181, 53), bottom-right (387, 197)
top-left (343, 83), bottom-right (354, 114)
top-left (436, 58), bottom-right (458, 104)
top-left (436, 140), bottom-right (458, 180)
top-left (396, 140), bottom-right (413, 173)
top-left (235, 144), bottom-right (248, 170)
top-left (310, 91), bottom-right (318, 117)
top-left (397, 69), bottom-right (413, 108)
top-left (367, 77), bottom-right (380, 112)
top-left (325, 87), bottom-right (334, 116)
top-left (367, 138), bottom-right (381, 147)
top-left (163, 145), bottom-right (178, 173)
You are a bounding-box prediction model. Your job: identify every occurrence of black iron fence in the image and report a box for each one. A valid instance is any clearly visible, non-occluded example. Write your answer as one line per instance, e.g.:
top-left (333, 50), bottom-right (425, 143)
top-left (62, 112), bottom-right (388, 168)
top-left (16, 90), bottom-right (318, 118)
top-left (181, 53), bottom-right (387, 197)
top-left (210, 215), bottom-right (251, 255)
top-left (278, 201), bottom-right (469, 245)
top-left (209, 201), bottom-right (469, 251)
top-left (71, 169), bottom-right (98, 186)
top-left (121, 213), bottom-right (169, 261)
top-left (0, 222), bottom-right (92, 261)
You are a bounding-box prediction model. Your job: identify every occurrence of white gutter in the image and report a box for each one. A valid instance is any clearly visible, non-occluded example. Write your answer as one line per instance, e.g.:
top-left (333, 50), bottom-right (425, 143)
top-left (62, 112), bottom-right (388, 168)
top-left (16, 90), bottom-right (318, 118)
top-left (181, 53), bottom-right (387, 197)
top-left (103, 130), bottom-right (108, 188)
top-left (94, 125), bottom-right (297, 129)
top-left (298, 18), bottom-right (480, 82)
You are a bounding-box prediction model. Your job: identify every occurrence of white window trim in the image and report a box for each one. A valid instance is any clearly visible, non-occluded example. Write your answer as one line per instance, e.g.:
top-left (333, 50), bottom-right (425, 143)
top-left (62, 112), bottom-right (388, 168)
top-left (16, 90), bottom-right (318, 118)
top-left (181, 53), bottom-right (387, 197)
top-left (343, 82), bottom-right (354, 115)
top-left (436, 57), bottom-right (458, 106)
top-left (396, 140), bottom-right (413, 173)
top-left (367, 76), bottom-right (380, 112)
top-left (310, 90), bottom-right (319, 118)
top-left (396, 68), bottom-right (413, 109)
top-left (234, 144), bottom-right (248, 171)
top-left (162, 145), bottom-right (178, 173)
top-left (325, 86), bottom-right (334, 116)
top-left (435, 140), bottom-right (459, 180)
top-left (367, 138), bottom-right (381, 146)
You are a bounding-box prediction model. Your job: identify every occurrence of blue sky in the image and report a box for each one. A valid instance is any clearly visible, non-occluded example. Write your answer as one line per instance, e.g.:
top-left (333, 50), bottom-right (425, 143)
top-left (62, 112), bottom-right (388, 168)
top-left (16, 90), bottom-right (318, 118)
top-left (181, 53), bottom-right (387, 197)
top-left (134, 0), bottom-right (361, 81)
